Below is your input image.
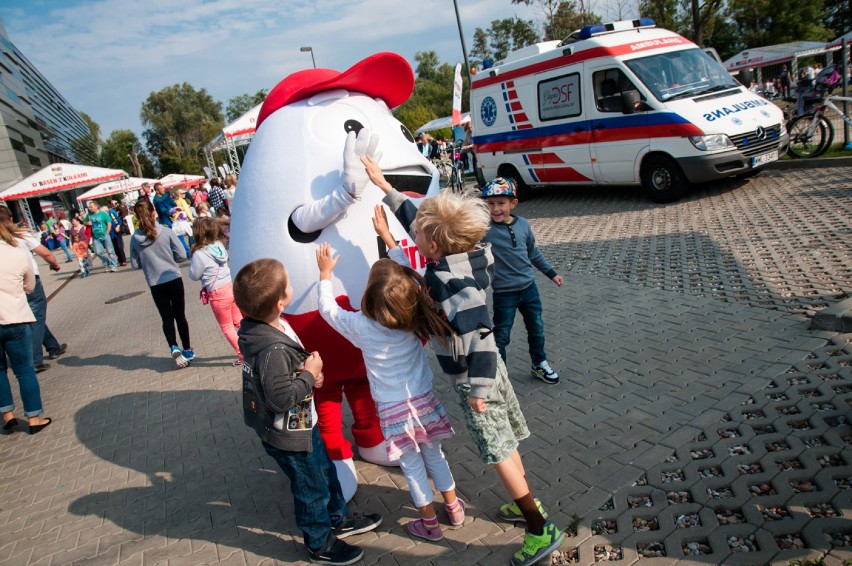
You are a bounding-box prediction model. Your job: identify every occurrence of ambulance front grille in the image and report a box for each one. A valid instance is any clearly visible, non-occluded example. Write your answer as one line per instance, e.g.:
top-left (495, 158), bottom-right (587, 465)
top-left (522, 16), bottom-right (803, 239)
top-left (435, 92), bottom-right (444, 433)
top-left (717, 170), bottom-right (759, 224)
top-left (729, 124), bottom-right (782, 157)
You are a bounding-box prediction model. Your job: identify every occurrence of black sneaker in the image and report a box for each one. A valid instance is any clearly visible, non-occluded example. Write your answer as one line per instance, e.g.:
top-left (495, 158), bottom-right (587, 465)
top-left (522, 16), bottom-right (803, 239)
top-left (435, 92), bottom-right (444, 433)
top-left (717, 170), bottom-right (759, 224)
top-left (333, 512), bottom-right (382, 539)
top-left (48, 343), bottom-right (68, 360)
top-left (35, 363), bottom-right (50, 373)
top-left (308, 536), bottom-right (364, 565)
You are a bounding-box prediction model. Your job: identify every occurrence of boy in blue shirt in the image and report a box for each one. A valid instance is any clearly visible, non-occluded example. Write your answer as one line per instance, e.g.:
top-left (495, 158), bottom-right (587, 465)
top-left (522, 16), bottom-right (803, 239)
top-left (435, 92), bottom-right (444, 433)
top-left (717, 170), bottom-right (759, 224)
top-left (481, 178), bottom-right (563, 384)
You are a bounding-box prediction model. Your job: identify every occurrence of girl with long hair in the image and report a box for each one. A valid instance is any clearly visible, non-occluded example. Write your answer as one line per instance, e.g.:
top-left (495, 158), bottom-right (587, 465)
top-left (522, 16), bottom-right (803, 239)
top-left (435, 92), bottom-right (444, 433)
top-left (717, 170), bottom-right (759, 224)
top-left (129, 198), bottom-right (193, 368)
top-left (188, 217), bottom-right (243, 366)
top-left (314, 211), bottom-right (465, 542)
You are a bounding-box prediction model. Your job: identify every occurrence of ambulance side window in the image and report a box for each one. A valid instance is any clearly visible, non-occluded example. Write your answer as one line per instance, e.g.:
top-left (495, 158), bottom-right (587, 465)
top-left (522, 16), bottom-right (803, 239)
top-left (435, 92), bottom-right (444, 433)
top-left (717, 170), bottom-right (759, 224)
top-left (593, 69), bottom-right (641, 113)
top-left (537, 72), bottom-right (582, 122)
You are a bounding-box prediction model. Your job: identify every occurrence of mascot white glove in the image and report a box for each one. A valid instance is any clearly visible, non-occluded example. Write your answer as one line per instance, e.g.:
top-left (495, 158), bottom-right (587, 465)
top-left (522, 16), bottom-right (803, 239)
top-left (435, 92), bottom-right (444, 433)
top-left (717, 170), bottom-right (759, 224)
top-left (342, 128), bottom-right (381, 198)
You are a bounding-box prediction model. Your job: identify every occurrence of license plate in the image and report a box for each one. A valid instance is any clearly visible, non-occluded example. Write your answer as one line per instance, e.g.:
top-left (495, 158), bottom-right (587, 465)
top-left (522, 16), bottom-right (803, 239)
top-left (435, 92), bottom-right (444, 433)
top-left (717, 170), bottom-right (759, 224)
top-left (751, 150), bottom-right (778, 168)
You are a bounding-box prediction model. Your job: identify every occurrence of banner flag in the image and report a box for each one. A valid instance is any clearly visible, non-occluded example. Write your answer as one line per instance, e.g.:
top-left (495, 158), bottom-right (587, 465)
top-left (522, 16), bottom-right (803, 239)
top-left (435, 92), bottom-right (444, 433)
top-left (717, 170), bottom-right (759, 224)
top-left (451, 63), bottom-right (463, 126)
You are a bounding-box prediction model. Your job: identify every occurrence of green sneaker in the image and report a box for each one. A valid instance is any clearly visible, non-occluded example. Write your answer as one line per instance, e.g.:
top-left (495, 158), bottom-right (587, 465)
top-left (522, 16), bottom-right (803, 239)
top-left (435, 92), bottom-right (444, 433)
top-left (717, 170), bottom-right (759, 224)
top-left (497, 498), bottom-right (548, 523)
top-left (511, 521), bottom-right (565, 566)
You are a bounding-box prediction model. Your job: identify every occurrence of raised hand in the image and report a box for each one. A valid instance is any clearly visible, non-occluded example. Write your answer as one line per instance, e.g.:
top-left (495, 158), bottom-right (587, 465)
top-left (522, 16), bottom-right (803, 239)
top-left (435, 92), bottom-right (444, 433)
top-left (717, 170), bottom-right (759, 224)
top-left (361, 154), bottom-right (393, 193)
top-left (316, 242), bottom-right (340, 280)
top-left (342, 128), bottom-right (380, 197)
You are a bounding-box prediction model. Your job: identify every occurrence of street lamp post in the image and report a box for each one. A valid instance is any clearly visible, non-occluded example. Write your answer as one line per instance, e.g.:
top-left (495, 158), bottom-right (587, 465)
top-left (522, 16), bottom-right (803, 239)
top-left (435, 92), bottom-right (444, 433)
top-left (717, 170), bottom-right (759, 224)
top-left (452, 0), bottom-right (471, 78)
top-left (300, 46), bottom-right (316, 68)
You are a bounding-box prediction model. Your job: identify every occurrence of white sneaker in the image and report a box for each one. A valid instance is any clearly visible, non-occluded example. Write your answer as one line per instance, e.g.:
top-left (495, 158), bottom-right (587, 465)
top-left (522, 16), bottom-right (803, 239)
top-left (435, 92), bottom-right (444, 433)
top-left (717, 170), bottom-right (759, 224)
top-left (531, 360), bottom-right (559, 384)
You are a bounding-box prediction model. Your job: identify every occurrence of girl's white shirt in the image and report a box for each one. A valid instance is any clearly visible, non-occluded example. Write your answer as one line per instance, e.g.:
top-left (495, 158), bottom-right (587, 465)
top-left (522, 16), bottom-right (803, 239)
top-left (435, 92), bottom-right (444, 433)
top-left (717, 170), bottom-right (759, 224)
top-left (316, 249), bottom-right (434, 404)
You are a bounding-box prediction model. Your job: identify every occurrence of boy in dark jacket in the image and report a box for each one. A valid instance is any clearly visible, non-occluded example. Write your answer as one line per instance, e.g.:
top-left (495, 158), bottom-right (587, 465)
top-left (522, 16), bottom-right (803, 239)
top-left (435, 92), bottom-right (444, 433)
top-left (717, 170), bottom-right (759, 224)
top-left (234, 258), bottom-right (381, 566)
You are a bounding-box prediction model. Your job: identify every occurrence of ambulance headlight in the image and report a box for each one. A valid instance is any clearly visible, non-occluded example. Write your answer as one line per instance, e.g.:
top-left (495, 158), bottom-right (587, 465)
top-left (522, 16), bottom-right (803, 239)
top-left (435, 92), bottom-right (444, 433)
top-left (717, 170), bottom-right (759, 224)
top-left (689, 134), bottom-right (735, 151)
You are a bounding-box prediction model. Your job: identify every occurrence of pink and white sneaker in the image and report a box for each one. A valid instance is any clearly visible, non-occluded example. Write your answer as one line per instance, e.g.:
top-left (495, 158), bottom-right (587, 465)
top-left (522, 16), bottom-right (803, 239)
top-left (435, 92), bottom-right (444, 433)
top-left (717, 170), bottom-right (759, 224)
top-left (406, 518), bottom-right (443, 541)
top-left (445, 499), bottom-right (466, 526)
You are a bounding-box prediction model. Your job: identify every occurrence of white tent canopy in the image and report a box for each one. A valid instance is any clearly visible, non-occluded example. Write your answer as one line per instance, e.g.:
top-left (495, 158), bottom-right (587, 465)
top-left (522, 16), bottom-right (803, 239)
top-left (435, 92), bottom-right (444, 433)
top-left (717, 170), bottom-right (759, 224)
top-left (204, 103), bottom-right (262, 178)
top-left (415, 112), bottom-right (470, 135)
top-left (0, 163), bottom-right (127, 202)
top-left (724, 41), bottom-right (839, 73)
top-left (158, 173), bottom-right (206, 190)
top-left (76, 177), bottom-right (159, 202)
top-left (207, 103), bottom-right (261, 153)
top-left (828, 31), bottom-right (852, 49)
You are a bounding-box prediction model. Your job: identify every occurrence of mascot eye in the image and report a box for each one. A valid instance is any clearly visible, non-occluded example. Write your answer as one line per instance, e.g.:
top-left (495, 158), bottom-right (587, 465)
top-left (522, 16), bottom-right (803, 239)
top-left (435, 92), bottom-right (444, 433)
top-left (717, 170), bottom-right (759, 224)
top-left (400, 124), bottom-right (415, 143)
top-left (343, 119), bottom-right (364, 135)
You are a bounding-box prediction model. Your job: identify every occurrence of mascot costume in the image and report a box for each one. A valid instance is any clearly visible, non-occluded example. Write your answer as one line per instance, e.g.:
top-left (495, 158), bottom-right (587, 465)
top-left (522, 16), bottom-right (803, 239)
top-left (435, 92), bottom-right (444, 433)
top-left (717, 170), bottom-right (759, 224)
top-left (230, 52), bottom-right (439, 500)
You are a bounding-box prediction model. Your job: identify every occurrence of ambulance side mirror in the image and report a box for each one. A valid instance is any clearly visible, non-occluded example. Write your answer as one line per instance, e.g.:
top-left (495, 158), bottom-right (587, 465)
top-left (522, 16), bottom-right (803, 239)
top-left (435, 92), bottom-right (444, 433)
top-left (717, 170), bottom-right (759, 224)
top-left (621, 91), bottom-right (641, 114)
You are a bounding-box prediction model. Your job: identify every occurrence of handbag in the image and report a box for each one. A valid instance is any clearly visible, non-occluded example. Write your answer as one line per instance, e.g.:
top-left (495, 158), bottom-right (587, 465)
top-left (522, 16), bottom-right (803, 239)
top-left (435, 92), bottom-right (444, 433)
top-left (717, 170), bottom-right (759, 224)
top-left (200, 262), bottom-right (221, 305)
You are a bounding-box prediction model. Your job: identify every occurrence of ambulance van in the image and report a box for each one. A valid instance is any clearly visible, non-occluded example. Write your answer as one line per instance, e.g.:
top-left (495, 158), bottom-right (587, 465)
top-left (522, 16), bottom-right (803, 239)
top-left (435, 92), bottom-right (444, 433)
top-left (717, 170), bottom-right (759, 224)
top-left (470, 19), bottom-right (789, 202)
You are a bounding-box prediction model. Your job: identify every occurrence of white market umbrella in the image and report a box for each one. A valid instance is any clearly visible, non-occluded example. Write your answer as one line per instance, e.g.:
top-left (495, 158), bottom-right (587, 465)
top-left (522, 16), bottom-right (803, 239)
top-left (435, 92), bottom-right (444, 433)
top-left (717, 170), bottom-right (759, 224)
top-left (0, 163), bottom-right (127, 202)
top-left (158, 173), bottom-right (206, 190)
top-left (76, 176), bottom-right (159, 202)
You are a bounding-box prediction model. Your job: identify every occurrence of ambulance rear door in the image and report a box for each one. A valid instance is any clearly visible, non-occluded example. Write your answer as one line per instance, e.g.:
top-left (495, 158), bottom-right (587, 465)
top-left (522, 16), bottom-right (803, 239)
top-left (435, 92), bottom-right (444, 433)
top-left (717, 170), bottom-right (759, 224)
top-left (586, 64), bottom-right (649, 184)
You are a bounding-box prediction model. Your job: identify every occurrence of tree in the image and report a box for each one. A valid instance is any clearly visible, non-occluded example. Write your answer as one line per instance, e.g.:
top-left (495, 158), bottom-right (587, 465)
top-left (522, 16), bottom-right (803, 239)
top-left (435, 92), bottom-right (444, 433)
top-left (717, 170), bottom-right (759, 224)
top-left (546, 1), bottom-right (602, 40)
top-left (225, 89), bottom-right (268, 123)
top-left (470, 17), bottom-right (540, 66)
top-left (415, 51), bottom-right (441, 82)
top-left (688, 0), bottom-right (725, 46)
top-left (639, 0), bottom-right (688, 36)
top-left (513, 0), bottom-right (602, 39)
top-left (140, 83), bottom-right (224, 175)
top-left (70, 112), bottom-right (101, 166)
top-left (101, 129), bottom-right (157, 178)
top-left (728, 0), bottom-right (832, 48)
top-left (825, 0), bottom-right (852, 38)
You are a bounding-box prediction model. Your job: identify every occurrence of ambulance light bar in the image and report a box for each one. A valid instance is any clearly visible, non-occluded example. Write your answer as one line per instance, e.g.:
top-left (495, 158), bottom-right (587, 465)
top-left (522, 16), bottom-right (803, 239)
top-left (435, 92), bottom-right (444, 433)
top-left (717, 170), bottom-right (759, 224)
top-left (578, 18), bottom-right (655, 40)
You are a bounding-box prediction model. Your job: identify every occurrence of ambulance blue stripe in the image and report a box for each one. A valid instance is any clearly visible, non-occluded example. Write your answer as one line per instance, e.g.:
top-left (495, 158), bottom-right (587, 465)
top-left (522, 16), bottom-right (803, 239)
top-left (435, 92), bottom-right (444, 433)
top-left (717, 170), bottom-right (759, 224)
top-left (474, 112), bottom-right (692, 145)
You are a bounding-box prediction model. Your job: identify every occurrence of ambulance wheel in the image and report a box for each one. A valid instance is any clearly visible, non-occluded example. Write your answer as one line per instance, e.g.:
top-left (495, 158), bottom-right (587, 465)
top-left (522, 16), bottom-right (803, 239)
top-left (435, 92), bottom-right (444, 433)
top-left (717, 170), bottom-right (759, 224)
top-left (641, 155), bottom-right (687, 203)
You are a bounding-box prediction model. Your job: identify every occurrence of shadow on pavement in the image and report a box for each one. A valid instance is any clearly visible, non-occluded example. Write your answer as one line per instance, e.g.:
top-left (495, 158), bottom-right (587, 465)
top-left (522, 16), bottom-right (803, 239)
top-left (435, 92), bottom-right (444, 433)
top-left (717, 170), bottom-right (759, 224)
top-left (58, 354), bottom-right (240, 373)
top-left (67, 391), bottom-right (440, 563)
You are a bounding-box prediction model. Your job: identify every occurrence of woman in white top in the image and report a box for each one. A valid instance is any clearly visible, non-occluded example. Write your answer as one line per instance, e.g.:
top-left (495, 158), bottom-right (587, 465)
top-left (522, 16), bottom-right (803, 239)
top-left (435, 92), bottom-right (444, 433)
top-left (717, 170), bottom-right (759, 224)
top-left (0, 218), bottom-right (52, 435)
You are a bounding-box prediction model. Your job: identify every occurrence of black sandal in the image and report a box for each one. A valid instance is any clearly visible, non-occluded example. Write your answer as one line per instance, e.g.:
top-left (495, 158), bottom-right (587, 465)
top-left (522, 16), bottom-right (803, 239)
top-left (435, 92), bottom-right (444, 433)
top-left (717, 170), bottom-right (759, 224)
top-left (2, 418), bottom-right (18, 435)
top-left (28, 418), bottom-right (52, 435)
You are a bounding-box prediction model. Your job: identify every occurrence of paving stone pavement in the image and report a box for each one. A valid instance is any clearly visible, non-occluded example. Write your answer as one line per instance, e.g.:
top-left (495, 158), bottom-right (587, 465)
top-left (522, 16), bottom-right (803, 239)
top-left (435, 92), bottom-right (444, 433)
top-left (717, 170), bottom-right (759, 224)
top-left (1, 166), bottom-right (850, 566)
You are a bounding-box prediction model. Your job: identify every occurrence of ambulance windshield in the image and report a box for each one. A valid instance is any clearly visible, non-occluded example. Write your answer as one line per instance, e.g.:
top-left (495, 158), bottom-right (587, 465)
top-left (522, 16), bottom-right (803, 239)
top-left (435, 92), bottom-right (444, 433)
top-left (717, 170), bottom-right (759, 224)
top-left (625, 48), bottom-right (739, 102)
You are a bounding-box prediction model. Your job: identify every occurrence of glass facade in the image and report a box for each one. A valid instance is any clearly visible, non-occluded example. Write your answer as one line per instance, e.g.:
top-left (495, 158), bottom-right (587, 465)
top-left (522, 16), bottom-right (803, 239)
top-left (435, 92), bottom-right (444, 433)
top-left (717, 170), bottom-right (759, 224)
top-left (0, 18), bottom-right (95, 194)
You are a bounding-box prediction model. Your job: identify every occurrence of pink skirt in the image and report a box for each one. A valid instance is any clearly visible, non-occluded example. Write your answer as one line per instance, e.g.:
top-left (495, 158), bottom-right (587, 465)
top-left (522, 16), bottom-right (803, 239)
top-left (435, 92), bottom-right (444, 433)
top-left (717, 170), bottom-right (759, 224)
top-left (377, 390), bottom-right (455, 461)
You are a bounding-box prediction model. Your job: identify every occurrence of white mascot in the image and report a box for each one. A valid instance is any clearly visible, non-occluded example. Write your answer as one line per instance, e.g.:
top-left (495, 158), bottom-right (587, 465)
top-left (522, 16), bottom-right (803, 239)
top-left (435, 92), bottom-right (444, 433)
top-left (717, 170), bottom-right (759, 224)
top-left (230, 52), bottom-right (439, 500)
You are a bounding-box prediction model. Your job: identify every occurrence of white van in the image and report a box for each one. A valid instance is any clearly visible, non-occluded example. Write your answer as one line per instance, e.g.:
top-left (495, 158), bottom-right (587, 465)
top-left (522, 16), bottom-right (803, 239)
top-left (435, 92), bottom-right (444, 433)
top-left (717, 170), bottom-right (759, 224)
top-left (470, 19), bottom-right (789, 202)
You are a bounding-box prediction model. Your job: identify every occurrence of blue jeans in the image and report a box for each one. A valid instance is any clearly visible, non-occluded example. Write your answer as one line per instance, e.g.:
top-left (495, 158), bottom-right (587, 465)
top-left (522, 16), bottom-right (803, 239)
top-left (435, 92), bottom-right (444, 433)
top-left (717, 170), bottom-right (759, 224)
top-left (56, 238), bottom-right (74, 262)
top-left (492, 282), bottom-right (546, 366)
top-left (262, 428), bottom-right (348, 552)
top-left (26, 277), bottom-right (62, 365)
top-left (91, 236), bottom-right (117, 269)
top-left (0, 323), bottom-right (43, 416)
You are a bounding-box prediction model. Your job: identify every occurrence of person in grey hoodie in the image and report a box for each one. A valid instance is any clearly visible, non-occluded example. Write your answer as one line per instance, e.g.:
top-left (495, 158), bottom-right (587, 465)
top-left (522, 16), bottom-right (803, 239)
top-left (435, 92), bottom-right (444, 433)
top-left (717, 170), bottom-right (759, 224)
top-left (129, 198), bottom-right (192, 368)
top-left (188, 217), bottom-right (243, 365)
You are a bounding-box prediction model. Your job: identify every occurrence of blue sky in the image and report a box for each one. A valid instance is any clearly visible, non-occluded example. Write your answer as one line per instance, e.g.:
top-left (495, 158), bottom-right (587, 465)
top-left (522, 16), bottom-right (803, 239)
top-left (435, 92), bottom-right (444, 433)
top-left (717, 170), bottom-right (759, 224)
top-left (0, 0), bottom-right (633, 138)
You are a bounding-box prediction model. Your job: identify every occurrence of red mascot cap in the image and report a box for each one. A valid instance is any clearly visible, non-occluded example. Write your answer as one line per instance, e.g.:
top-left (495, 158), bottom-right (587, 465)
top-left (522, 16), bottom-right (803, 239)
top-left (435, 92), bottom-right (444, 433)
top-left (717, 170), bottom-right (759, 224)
top-left (257, 52), bottom-right (415, 129)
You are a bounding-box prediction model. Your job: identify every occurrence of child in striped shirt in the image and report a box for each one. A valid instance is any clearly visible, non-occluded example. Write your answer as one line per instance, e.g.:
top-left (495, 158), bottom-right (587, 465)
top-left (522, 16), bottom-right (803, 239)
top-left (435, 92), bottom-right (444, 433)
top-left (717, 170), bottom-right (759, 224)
top-left (315, 235), bottom-right (465, 542)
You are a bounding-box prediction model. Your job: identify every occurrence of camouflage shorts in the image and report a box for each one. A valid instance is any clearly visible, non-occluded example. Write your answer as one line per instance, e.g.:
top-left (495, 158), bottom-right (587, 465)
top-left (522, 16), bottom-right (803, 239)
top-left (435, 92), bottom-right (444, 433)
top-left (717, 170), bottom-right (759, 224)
top-left (454, 358), bottom-right (530, 465)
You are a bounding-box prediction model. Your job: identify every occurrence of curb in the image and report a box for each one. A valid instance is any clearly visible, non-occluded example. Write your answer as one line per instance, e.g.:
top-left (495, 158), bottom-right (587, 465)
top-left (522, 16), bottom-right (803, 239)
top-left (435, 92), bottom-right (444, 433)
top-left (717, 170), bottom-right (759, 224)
top-left (768, 155), bottom-right (852, 170)
top-left (810, 296), bottom-right (852, 332)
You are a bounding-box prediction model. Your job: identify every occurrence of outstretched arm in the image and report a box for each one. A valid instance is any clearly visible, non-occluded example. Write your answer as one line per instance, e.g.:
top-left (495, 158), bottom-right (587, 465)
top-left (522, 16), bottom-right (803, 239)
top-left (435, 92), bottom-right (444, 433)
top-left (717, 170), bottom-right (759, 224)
top-left (291, 129), bottom-right (380, 233)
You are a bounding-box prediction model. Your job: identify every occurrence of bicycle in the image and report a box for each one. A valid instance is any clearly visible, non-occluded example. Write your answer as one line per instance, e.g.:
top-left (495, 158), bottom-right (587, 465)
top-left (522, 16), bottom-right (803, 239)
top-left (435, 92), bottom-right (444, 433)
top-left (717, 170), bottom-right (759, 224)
top-left (787, 77), bottom-right (852, 159)
top-left (436, 140), bottom-right (465, 192)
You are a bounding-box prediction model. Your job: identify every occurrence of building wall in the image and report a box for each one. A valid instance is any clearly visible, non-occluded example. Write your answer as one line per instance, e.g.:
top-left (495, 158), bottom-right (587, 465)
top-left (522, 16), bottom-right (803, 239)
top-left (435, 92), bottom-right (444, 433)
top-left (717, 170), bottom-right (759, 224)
top-left (0, 18), bottom-right (95, 193)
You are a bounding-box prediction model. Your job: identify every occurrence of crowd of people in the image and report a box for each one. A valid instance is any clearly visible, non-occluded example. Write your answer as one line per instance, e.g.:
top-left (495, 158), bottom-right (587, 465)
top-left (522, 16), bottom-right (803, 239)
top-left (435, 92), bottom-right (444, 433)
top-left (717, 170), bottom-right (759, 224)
top-left (2, 157), bottom-right (571, 566)
top-left (0, 175), bottom-right (240, 437)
